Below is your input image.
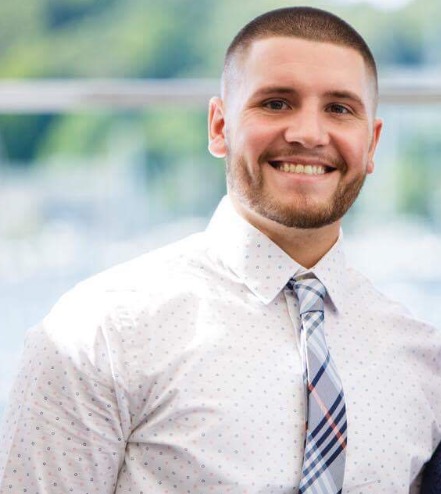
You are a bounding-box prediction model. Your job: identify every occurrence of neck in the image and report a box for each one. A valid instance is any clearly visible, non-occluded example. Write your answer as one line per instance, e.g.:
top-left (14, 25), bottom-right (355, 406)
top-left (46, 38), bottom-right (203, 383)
top-left (231, 199), bottom-right (341, 269)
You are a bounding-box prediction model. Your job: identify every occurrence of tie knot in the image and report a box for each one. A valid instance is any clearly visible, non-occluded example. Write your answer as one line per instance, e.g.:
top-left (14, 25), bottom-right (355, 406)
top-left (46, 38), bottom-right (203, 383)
top-left (288, 276), bottom-right (326, 315)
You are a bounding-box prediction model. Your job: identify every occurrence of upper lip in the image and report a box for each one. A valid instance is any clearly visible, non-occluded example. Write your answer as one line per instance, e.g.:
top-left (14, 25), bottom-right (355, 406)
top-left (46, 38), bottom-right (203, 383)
top-left (267, 157), bottom-right (337, 170)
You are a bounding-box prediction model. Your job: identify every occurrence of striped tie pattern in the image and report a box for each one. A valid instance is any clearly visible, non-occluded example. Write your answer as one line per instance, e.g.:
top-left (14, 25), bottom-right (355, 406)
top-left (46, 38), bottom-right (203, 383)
top-left (288, 276), bottom-right (347, 494)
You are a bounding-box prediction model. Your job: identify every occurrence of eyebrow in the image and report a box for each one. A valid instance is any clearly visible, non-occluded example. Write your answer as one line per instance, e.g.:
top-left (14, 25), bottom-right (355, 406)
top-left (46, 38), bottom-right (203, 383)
top-left (251, 86), bottom-right (297, 98)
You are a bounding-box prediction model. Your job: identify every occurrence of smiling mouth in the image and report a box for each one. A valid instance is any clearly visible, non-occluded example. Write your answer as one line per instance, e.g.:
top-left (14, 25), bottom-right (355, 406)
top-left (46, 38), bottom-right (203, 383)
top-left (268, 161), bottom-right (335, 175)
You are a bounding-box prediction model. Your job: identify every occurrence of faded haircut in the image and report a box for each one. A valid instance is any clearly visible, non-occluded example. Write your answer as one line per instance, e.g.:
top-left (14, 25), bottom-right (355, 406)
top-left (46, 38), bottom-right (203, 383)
top-left (222, 6), bottom-right (378, 101)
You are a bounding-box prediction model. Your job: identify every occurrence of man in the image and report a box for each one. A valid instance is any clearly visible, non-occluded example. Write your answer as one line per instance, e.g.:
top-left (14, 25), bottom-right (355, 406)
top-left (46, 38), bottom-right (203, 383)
top-left (422, 442), bottom-right (441, 493)
top-left (1, 6), bottom-right (440, 493)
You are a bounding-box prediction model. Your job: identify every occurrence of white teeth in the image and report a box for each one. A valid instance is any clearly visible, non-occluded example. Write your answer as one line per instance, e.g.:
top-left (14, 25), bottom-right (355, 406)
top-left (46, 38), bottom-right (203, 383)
top-left (275, 162), bottom-right (327, 175)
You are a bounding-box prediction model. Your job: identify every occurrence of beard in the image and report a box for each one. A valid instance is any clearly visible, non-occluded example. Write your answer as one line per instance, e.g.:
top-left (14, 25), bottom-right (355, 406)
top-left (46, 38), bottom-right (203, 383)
top-left (225, 151), bottom-right (367, 229)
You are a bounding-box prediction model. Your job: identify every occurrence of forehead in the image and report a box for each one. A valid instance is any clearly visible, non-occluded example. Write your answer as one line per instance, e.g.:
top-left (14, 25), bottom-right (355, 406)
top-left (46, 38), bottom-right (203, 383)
top-left (226, 36), bottom-right (375, 107)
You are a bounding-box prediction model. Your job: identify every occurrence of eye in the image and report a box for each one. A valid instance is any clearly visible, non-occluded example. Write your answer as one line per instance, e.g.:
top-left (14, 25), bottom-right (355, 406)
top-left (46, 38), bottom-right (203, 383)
top-left (327, 103), bottom-right (351, 115)
top-left (263, 99), bottom-right (289, 111)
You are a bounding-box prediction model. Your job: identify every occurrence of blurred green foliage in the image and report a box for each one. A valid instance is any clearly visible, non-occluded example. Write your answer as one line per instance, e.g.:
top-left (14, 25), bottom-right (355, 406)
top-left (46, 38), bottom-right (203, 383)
top-left (397, 111), bottom-right (441, 222)
top-left (2, 0), bottom-right (441, 81)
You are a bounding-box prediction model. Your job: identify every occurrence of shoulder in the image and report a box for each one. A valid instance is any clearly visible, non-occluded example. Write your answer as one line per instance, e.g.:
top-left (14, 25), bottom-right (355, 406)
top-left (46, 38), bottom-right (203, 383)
top-left (345, 266), bottom-right (406, 313)
top-left (37, 231), bottom-right (220, 345)
top-left (76, 231), bottom-right (211, 293)
top-left (345, 264), bottom-right (439, 336)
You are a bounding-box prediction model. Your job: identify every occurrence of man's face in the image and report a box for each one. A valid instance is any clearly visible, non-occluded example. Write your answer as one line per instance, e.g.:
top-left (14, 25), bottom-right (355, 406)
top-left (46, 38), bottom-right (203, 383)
top-left (208, 36), bottom-right (383, 229)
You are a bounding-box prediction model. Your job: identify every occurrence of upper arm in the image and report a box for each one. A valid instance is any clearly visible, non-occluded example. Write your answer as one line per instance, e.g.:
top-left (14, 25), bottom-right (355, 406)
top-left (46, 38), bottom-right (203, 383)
top-left (0, 307), bottom-right (128, 493)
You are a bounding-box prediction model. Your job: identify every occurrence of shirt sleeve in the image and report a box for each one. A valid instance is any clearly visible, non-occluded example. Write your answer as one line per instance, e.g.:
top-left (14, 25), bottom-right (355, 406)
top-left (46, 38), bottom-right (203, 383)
top-left (0, 289), bottom-right (131, 494)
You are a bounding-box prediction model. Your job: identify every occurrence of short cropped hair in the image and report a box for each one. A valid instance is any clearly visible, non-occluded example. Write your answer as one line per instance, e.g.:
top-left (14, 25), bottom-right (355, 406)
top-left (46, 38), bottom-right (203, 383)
top-left (223, 6), bottom-right (378, 98)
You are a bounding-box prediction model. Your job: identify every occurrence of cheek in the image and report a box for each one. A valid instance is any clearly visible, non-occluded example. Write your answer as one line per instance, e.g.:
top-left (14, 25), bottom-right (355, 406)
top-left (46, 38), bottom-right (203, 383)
top-left (229, 128), bottom-right (259, 157)
top-left (226, 114), bottom-right (282, 163)
top-left (237, 122), bottom-right (277, 157)
top-left (335, 132), bottom-right (372, 170)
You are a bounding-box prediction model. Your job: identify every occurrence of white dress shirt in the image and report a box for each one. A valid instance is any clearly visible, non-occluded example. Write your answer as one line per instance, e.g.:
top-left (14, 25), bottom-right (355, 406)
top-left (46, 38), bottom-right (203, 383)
top-left (1, 196), bottom-right (440, 494)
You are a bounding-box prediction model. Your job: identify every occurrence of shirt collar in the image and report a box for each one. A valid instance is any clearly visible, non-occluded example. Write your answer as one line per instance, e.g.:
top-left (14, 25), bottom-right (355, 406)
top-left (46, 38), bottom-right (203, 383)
top-left (309, 236), bottom-right (347, 313)
top-left (206, 196), bottom-right (347, 311)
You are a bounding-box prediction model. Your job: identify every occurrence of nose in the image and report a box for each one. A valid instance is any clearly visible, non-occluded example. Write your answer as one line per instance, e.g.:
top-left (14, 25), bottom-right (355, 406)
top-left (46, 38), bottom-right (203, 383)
top-left (283, 106), bottom-right (330, 149)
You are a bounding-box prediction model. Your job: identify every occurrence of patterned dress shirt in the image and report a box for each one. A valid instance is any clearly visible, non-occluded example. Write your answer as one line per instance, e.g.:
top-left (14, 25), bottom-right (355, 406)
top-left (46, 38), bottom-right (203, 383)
top-left (1, 196), bottom-right (440, 493)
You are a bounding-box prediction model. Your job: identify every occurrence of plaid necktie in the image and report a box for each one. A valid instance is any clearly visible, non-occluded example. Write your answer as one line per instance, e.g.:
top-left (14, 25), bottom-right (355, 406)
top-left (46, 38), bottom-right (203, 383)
top-left (288, 276), bottom-right (348, 494)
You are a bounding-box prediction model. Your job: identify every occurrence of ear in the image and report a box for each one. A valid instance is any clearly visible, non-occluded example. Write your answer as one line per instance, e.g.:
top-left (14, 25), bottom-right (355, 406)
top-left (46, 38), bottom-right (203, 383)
top-left (367, 118), bottom-right (383, 174)
top-left (208, 96), bottom-right (227, 158)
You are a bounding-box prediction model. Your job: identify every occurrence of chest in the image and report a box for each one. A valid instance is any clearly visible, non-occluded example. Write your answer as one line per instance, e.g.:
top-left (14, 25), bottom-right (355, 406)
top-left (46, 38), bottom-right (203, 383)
top-left (117, 293), bottom-right (439, 492)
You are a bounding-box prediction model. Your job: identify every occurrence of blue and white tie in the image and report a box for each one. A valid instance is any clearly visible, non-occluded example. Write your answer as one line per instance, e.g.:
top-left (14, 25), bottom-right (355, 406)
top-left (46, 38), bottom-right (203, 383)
top-left (288, 276), bottom-right (347, 494)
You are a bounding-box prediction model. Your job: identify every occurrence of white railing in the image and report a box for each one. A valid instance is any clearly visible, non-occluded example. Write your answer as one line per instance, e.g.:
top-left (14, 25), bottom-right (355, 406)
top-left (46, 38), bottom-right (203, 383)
top-left (0, 74), bottom-right (441, 112)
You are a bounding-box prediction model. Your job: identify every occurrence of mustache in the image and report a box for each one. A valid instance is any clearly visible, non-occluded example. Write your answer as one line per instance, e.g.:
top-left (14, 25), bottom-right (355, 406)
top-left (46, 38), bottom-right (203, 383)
top-left (259, 146), bottom-right (347, 171)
